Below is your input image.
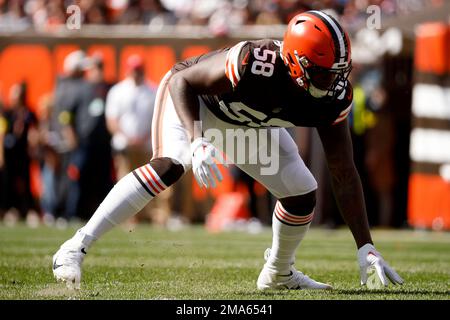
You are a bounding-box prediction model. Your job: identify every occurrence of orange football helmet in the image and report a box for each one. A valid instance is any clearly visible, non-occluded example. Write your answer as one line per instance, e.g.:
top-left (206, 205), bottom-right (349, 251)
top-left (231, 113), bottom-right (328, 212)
top-left (282, 10), bottom-right (352, 99)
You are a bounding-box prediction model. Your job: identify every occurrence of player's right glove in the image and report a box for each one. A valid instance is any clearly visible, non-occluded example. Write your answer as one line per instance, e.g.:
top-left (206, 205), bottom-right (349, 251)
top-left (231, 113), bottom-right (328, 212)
top-left (357, 243), bottom-right (404, 287)
top-left (191, 137), bottom-right (226, 188)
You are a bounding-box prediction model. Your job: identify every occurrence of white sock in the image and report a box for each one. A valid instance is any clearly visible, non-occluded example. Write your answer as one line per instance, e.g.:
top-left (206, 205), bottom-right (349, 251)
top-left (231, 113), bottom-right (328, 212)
top-left (71, 163), bottom-right (168, 249)
top-left (266, 201), bottom-right (314, 274)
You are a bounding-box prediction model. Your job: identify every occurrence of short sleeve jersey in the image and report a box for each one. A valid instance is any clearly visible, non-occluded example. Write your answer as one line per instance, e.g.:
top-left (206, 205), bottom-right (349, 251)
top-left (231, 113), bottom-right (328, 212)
top-left (172, 39), bottom-right (353, 128)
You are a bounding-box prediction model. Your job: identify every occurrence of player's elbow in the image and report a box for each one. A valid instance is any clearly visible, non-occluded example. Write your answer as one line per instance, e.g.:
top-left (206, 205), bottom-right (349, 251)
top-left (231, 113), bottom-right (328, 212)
top-left (168, 71), bottom-right (191, 95)
top-left (168, 72), bottom-right (181, 92)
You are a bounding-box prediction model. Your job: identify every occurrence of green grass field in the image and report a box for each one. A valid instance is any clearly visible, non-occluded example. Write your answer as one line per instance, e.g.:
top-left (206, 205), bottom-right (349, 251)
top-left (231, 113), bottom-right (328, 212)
top-left (0, 223), bottom-right (449, 300)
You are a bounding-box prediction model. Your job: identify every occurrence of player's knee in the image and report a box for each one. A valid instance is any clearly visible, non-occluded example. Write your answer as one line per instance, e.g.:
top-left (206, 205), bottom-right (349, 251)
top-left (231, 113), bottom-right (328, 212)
top-left (278, 190), bottom-right (316, 215)
top-left (149, 157), bottom-right (185, 187)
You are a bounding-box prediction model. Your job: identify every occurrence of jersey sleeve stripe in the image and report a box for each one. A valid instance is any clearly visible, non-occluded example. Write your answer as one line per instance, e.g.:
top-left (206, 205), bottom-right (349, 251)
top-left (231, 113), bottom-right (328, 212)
top-left (232, 55), bottom-right (241, 82)
top-left (225, 55), bottom-right (236, 87)
top-left (338, 104), bottom-right (352, 117)
top-left (228, 46), bottom-right (240, 83)
top-left (333, 116), bottom-right (347, 125)
top-left (332, 103), bottom-right (353, 125)
top-left (333, 113), bottom-right (349, 124)
top-left (229, 62), bottom-right (239, 87)
top-left (225, 41), bottom-right (247, 88)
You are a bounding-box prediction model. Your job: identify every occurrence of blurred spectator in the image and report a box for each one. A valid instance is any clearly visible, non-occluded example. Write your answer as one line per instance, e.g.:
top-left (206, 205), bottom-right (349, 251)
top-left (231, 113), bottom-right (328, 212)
top-left (25, 0), bottom-right (66, 32)
top-left (119, 0), bottom-right (150, 24)
top-left (208, 1), bottom-right (254, 35)
top-left (120, 0), bottom-right (176, 27)
top-left (105, 54), bottom-right (156, 222)
top-left (364, 78), bottom-right (395, 227)
top-left (254, 0), bottom-right (283, 25)
top-left (0, 0), bottom-right (31, 32)
top-left (144, 0), bottom-right (177, 28)
top-left (78, 53), bottom-right (114, 220)
top-left (51, 50), bottom-right (92, 225)
top-left (0, 97), bottom-right (4, 216)
top-left (0, 0), bottom-right (443, 33)
top-left (38, 51), bottom-right (114, 226)
top-left (105, 0), bottom-right (129, 23)
top-left (36, 93), bottom-right (60, 226)
top-left (78, 0), bottom-right (108, 24)
top-left (0, 82), bottom-right (39, 225)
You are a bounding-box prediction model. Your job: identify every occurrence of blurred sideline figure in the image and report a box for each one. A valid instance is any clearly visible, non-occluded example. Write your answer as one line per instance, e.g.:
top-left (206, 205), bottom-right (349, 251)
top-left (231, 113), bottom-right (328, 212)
top-left (53, 11), bottom-right (403, 291)
top-left (77, 53), bottom-right (114, 221)
top-left (37, 93), bottom-right (59, 226)
top-left (0, 82), bottom-right (39, 226)
top-left (38, 51), bottom-right (114, 227)
top-left (51, 50), bottom-right (94, 226)
top-left (105, 54), bottom-right (158, 223)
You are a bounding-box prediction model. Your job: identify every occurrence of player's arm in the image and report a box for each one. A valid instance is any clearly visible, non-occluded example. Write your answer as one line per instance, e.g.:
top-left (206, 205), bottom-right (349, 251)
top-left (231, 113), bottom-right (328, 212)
top-left (316, 119), bottom-right (372, 248)
top-left (317, 120), bottom-right (403, 286)
top-left (168, 49), bottom-right (240, 188)
top-left (168, 50), bottom-right (233, 141)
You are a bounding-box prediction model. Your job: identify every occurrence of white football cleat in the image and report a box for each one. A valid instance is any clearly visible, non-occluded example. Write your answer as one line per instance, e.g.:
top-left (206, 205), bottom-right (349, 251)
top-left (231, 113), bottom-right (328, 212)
top-left (257, 248), bottom-right (333, 290)
top-left (52, 239), bottom-right (87, 290)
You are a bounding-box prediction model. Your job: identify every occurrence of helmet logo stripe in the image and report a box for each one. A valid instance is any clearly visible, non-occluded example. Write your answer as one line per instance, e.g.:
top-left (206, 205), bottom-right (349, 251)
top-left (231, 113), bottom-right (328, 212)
top-left (308, 11), bottom-right (347, 64)
top-left (225, 41), bottom-right (247, 88)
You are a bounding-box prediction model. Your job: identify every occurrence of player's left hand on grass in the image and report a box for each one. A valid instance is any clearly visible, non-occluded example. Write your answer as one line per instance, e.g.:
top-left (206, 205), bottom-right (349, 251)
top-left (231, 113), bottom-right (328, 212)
top-left (191, 137), bottom-right (227, 188)
top-left (357, 243), bottom-right (404, 287)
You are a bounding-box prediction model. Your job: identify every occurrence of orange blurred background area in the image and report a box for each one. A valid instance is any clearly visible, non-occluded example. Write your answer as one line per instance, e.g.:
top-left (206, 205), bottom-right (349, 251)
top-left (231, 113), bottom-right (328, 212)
top-left (0, 0), bottom-right (449, 231)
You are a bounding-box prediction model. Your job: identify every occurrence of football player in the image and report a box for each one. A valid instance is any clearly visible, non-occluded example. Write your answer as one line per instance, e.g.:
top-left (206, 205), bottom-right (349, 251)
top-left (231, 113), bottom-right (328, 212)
top-left (53, 10), bottom-right (403, 290)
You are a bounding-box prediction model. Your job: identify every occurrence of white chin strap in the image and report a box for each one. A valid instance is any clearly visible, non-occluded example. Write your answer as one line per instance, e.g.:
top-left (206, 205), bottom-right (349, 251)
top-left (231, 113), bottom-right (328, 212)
top-left (308, 83), bottom-right (328, 98)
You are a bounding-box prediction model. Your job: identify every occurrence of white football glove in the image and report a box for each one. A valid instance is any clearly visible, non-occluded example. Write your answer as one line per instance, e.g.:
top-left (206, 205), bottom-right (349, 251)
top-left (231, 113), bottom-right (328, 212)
top-left (191, 137), bottom-right (227, 188)
top-left (357, 243), bottom-right (404, 287)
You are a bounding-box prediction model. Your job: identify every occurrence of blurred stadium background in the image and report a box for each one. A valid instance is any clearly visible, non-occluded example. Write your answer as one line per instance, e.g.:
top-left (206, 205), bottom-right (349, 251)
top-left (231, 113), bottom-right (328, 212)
top-left (0, 0), bottom-right (449, 234)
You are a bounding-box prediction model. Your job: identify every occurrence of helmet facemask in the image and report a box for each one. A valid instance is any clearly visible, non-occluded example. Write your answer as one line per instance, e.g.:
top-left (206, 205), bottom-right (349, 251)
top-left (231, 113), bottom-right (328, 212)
top-left (292, 51), bottom-right (352, 100)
